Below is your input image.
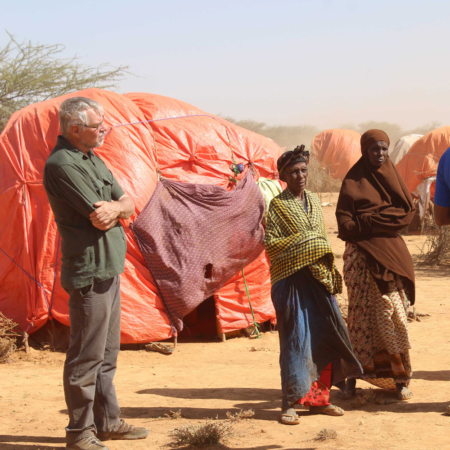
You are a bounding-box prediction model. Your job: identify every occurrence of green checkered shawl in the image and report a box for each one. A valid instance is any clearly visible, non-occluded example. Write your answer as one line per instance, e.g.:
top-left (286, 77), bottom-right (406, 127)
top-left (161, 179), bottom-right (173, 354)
top-left (265, 188), bottom-right (342, 294)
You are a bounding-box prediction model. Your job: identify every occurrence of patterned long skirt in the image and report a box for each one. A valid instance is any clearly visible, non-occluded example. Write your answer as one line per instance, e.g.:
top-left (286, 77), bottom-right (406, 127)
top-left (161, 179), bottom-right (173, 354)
top-left (343, 243), bottom-right (412, 390)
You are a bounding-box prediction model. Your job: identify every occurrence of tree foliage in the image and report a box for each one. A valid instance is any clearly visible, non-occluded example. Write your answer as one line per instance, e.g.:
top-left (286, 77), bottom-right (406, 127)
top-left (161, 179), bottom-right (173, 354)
top-left (0, 32), bottom-right (129, 132)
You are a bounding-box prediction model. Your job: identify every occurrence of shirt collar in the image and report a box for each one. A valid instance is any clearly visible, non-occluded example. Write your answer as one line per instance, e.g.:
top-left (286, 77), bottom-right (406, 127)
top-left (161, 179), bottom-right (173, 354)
top-left (56, 135), bottom-right (94, 160)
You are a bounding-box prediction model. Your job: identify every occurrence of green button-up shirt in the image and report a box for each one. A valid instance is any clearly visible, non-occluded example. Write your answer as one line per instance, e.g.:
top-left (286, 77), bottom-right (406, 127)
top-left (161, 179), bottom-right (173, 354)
top-left (43, 136), bottom-right (127, 289)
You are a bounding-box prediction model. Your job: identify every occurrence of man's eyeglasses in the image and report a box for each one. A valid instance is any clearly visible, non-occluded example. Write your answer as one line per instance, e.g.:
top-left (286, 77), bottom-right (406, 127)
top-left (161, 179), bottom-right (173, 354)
top-left (78, 119), bottom-right (104, 131)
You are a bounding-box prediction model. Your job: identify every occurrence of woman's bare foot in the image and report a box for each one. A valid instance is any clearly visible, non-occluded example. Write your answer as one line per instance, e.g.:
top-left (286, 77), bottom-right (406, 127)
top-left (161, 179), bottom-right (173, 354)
top-left (396, 383), bottom-right (413, 400)
top-left (337, 378), bottom-right (356, 400)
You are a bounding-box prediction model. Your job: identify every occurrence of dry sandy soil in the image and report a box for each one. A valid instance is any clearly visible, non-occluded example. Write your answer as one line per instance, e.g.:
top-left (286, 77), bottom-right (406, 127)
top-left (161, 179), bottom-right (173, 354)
top-left (1, 193), bottom-right (450, 450)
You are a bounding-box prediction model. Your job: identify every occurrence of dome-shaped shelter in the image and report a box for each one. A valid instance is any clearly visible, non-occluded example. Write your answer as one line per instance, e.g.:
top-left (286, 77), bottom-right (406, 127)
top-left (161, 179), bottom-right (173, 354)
top-left (390, 134), bottom-right (423, 166)
top-left (0, 89), bottom-right (282, 343)
top-left (396, 126), bottom-right (450, 197)
top-left (311, 129), bottom-right (361, 181)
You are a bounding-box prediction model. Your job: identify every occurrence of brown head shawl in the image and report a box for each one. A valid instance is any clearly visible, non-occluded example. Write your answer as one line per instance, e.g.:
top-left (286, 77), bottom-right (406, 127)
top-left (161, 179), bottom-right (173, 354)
top-left (335, 129), bottom-right (416, 304)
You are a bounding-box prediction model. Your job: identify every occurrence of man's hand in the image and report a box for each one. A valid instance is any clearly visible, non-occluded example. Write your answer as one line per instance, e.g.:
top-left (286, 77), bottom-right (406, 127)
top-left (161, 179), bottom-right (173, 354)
top-left (90, 201), bottom-right (121, 227)
top-left (91, 217), bottom-right (120, 231)
top-left (89, 195), bottom-right (135, 231)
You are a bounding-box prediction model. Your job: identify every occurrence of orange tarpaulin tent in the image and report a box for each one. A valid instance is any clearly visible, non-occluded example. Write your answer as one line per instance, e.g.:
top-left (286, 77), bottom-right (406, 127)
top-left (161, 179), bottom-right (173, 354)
top-left (396, 126), bottom-right (450, 199)
top-left (0, 88), bottom-right (281, 343)
top-left (311, 129), bottom-right (362, 181)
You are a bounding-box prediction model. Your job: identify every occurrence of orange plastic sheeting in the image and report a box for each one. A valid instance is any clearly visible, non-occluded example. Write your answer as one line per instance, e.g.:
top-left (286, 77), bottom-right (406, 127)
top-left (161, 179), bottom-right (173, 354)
top-left (0, 88), bottom-right (171, 343)
top-left (1, 89), bottom-right (282, 343)
top-left (124, 93), bottom-right (281, 335)
top-left (215, 252), bottom-right (275, 333)
top-left (312, 129), bottom-right (362, 181)
top-left (124, 93), bottom-right (281, 187)
top-left (396, 126), bottom-right (450, 196)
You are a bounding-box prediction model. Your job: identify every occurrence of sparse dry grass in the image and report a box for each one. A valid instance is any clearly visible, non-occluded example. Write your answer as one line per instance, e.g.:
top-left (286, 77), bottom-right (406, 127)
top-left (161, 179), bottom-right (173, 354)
top-left (0, 337), bottom-right (16, 363)
top-left (0, 312), bottom-right (20, 363)
top-left (351, 389), bottom-right (377, 408)
top-left (420, 224), bottom-right (450, 266)
top-left (307, 155), bottom-right (342, 197)
top-left (170, 419), bottom-right (234, 447)
top-left (226, 409), bottom-right (255, 422)
top-left (165, 410), bottom-right (183, 420)
top-left (148, 410), bottom-right (184, 422)
top-left (169, 409), bottom-right (253, 447)
top-left (314, 428), bottom-right (337, 441)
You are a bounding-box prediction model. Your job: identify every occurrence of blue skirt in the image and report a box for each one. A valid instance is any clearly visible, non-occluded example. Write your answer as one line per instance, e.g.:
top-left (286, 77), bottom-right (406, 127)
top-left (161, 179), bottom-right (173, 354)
top-left (272, 267), bottom-right (362, 408)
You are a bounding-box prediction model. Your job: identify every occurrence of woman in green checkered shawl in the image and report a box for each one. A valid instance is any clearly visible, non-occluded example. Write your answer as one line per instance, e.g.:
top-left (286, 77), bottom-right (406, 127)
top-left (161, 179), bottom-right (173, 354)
top-left (265, 146), bottom-right (362, 425)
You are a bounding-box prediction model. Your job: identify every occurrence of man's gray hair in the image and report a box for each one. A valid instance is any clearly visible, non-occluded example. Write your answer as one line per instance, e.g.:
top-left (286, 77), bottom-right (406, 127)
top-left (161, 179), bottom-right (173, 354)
top-left (59, 97), bottom-right (104, 137)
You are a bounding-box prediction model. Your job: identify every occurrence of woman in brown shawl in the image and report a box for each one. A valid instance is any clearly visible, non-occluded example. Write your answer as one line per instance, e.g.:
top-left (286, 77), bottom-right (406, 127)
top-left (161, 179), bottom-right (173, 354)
top-left (336, 129), bottom-right (415, 400)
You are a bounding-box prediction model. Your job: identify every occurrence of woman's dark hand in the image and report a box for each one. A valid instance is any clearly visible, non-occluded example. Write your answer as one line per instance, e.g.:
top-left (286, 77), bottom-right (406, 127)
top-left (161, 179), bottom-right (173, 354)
top-left (338, 220), bottom-right (358, 237)
top-left (346, 221), bottom-right (358, 233)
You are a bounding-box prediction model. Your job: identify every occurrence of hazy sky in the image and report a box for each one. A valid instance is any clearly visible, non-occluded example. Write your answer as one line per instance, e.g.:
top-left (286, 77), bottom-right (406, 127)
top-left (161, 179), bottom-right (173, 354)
top-left (2, 0), bottom-right (449, 129)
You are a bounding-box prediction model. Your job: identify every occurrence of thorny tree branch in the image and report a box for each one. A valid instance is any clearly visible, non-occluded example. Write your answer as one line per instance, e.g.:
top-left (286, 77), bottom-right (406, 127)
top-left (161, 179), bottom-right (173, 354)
top-left (0, 31), bottom-right (130, 132)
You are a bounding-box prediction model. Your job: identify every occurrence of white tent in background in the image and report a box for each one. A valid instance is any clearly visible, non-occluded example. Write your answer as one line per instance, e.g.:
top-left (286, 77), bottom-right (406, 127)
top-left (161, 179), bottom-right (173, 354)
top-left (390, 134), bottom-right (423, 165)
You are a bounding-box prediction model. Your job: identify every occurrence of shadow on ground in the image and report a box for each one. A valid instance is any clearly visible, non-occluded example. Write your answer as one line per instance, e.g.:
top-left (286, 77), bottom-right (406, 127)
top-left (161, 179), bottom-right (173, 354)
top-left (0, 446), bottom-right (64, 450)
top-left (414, 265), bottom-right (450, 278)
top-left (0, 435), bottom-right (65, 450)
top-left (56, 385), bottom-right (450, 424)
top-left (0, 436), bottom-right (65, 444)
top-left (412, 370), bottom-right (450, 381)
top-left (137, 387), bottom-right (280, 402)
top-left (166, 447), bottom-right (313, 450)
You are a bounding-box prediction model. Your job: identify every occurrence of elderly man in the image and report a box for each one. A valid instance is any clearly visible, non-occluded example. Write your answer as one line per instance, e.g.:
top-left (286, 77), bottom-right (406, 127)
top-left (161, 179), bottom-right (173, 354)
top-left (44, 97), bottom-right (148, 449)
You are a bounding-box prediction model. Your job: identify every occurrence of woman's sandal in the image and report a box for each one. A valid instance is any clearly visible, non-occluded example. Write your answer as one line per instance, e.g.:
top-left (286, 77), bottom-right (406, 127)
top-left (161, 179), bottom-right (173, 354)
top-left (280, 407), bottom-right (300, 425)
top-left (309, 404), bottom-right (345, 416)
top-left (280, 413), bottom-right (300, 425)
top-left (396, 384), bottom-right (413, 400)
top-left (145, 342), bottom-right (174, 355)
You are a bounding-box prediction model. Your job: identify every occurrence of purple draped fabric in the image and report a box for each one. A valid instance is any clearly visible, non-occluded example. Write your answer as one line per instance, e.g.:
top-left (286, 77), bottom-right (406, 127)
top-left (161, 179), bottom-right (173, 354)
top-left (131, 171), bottom-right (265, 332)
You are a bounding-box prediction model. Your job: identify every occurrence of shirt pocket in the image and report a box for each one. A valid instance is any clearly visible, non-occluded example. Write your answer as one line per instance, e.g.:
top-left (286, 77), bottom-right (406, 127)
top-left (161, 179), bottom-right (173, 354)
top-left (93, 175), bottom-right (113, 201)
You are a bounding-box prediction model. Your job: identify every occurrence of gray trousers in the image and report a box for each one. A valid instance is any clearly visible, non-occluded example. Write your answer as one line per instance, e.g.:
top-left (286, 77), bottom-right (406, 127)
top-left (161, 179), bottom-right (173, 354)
top-left (64, 276), bottom-right (122, 443)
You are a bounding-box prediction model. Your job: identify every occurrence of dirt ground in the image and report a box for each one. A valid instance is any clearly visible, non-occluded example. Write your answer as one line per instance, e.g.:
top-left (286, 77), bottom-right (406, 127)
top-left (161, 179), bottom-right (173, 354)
top-left (1, 193), bottom-right (450, 450)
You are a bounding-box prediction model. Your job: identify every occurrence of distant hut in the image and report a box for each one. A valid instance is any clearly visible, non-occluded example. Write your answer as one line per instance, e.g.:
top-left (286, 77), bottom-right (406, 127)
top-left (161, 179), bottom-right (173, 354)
top-left (390, 134), bottom-right (423, 165)
top-left (311, 129), bottom-right (361, 181)
top-left (397, 127), bottom-right (450, 221)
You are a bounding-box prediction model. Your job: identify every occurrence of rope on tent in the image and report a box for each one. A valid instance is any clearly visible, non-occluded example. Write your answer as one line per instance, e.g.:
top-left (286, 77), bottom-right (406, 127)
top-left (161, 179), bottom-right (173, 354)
top-left (49, 235), bottom-right (61, 318)
top-left (106, 113), bottom-right (240, 180)
top-left (0, 246), bottom-right (51, 329)
top-left (229, 162), bottom-right (261, 339)
top-left (107, 113), bottom-right (229, 131)
top-left (241, 268), bottom-right (261, 339)
top-left (107, 114), bottom-right (236, 157)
